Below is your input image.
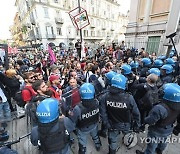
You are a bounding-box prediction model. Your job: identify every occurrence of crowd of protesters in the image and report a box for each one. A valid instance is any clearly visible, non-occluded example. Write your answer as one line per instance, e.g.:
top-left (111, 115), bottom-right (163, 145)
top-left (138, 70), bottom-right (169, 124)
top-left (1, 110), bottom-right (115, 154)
top-left (0, 41), bottom-right (180, 154)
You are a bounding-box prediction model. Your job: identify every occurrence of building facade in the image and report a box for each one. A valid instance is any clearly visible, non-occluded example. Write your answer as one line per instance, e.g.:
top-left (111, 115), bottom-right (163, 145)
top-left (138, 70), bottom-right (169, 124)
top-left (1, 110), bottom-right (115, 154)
top-left (125, 0), bottom-right (180, 55)
top-left (13, 0), bottom-right (128, 49)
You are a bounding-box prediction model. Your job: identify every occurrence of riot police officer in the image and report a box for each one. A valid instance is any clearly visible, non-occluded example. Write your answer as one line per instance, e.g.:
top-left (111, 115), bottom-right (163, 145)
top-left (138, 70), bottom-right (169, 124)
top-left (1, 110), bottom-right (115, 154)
top-left (153, 59), bottom-right (163, 69)
top-left (98, 71), bottom-right (117, 138)
top-left (121, 64), bottom-right (136, 93)
top-left (130, 61), bottom-right (139, 75)
top-left (140, 58), bottom-right (152, 77)
top-left (136, 83), bottom-right (180, 154)
top-left (160, 64), bottom-right (174, 84)
top-left (70, 83), bottom-right (101, 154)
top-left (100, 74), bottom-right (140, 154)
top-left (31, 98), bottom-right (75, 154)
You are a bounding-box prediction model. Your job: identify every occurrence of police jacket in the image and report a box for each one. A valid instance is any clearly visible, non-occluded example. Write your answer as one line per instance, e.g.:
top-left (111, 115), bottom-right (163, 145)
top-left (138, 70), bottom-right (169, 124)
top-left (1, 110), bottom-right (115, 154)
top-left (139, 66), bottom-right (149, 77)
top-left (71, 99), bottom-right (99, 132)
top-left (161, 74), bottom-right (174, 84)
top-left (144, 101), bottom-right (180, 135)
top-left (31, 117), bottom-right (75, 154)
top-left (100, 86), bottom-right (140, 131)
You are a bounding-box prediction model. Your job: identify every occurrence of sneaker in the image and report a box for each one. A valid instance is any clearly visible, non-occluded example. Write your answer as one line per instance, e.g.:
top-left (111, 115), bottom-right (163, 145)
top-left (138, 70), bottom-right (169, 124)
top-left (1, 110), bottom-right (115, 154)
top-left (95, 143), bottom-right (101, 151)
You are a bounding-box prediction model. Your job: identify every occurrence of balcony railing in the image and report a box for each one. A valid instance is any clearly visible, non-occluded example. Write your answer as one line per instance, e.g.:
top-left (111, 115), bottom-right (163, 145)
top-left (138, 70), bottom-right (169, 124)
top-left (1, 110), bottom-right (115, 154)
top-left (90, 24), bottom-right (95, 28)
top-left (46, 33), bottom-right (56, 39)
top-left (55, 17), bottom-right (64, 24)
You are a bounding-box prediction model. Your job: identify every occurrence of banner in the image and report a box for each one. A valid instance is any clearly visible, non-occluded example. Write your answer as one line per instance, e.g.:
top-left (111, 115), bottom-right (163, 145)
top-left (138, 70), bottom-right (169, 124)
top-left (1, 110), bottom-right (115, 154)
top-left (48, 44), bottom-right (56, 64)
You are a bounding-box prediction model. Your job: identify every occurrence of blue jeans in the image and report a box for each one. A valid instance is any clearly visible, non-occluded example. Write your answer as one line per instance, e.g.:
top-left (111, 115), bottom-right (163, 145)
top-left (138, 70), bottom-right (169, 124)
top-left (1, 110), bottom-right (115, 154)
top-left (0, 101), bottom-right (11, 121)
top-left (77, 125), bottom-right (100, 149)
top-left (144, 129), bottom-right (170, 154)
top-left (108, 129), bottom-right (121, 150)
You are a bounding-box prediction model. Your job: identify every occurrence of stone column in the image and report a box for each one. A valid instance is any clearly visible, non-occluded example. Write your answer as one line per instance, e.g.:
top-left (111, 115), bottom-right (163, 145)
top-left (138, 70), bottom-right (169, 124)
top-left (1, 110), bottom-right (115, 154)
top-left (144, 0), bottom-right (152, 23)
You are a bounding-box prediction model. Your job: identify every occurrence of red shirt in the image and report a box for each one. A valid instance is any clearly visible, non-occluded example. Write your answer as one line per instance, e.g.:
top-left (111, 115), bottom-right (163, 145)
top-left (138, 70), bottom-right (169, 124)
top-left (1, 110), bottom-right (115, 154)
top-left (49, 86), bottom-right (61, 101)
top-left (22, 85), bottom-right (37, 102)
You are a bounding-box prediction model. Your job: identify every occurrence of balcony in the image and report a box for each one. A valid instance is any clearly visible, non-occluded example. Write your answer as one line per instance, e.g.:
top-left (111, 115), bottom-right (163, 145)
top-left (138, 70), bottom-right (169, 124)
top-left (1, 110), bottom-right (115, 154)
top-left (35, 34), bottom-right (42, 40)
top-left (46, 33), bottom-right (56, 39)
top-left (102, 26), bottom-right (106, 30)
top-left (90, 24), bottom-right (95, 28)
top-left (55, 17), bottom-right (64, 24)
top-left (111, 27), bottom-right (115, 31)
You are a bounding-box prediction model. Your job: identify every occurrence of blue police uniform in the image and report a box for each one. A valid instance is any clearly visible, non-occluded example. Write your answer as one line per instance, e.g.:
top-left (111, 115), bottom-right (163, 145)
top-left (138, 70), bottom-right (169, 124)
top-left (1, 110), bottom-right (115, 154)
top-left (69, 83), bottom-right (101, 154)
top-left (30, 98), bottom-right (75, 154)
top-left (136, 83), bottom-right (180, 154)
top-left (100, 74), bottom-right (140, 154)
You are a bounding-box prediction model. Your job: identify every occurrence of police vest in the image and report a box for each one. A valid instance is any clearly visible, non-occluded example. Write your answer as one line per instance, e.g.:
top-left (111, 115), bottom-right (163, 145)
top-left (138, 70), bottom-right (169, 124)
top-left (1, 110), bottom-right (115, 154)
top-left (106, 92), bottom-right (131, 123)
top-left (156, 103), bottom-right (180, 128)
top-left (77, 100), bottom-right (99, 128)
top-left (38, 118), bottom-right (69, 153)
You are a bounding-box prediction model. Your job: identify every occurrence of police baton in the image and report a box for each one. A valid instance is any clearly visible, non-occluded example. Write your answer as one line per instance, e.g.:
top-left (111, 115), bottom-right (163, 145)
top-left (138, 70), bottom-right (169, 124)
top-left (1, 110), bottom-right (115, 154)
top-left (0, 133), bottom-right (31, 147)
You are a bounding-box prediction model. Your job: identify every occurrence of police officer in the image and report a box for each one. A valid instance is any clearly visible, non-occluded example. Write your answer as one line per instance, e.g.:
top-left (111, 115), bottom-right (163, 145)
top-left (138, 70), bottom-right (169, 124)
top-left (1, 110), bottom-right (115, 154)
top-left (130, 61), bottom-right (139, 75)
top-left (153, 59), bottom-right (163, 69)
top-left (140, 58), bottom-right (152, 77)
top-left (136, 83), bottom-right (180, 154)
top-left (121, 64), bottom-right (136, 93)
top-left (104, 71), bottom-right (117, 89)
top-left (98, 71), bottom-right (117, 138)
top-left (31, 98), bottom-right (75, 154)
top-left (100, 74), bottom-right (140, 154)
top-left (70, 83), bottom-right (101, 154)
top-left (160, 64), bottom-right (174, 84)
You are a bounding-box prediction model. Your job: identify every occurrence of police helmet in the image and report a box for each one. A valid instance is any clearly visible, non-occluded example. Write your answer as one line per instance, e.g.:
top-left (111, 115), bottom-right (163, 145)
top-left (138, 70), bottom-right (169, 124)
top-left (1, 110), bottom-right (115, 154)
top-left (121, 64), bottom-right (132, 75)
top-left (169, 50), bottom-right (175, 58)
top-left (111, 74), bottom-right (127, 90)
top-left (36, 98), bottom-right (59, 123)
top-left (154, 59), bottom-right (163, 67)
top-left (163, 83), bottom-right (180, 103)
top-left (80, 83), bottom-right (95, 99)
top-left (123, 132), bottom-right (138, 149)
top-left (130, 61), bottom-right (139, 69)
top-left (161, 64), bottom-right (173, 74)
top-left (105, 71), bottom-right (117, 82)
top-left (165, 58), bottom-right (175, 66)
top-left (157, 55), bottom-right (166, 60)
top-left (148, 68), bottom-right (160, 77)
top-left (141, 58), bottom-right (151, 66)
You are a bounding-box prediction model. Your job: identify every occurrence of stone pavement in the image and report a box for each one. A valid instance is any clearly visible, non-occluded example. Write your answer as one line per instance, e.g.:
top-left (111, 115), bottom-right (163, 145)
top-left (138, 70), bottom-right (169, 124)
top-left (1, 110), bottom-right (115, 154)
top-left (5, 116), bottom-right (180, 154)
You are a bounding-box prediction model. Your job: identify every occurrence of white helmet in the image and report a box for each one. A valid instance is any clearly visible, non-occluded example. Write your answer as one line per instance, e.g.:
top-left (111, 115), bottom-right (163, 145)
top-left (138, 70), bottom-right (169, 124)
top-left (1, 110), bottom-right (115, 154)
top-left (123, 132), bottom-right (138, 149)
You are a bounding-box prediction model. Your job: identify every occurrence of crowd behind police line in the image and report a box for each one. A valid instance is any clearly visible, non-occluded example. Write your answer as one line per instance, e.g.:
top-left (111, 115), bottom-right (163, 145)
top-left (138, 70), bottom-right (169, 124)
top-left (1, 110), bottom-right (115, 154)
top-left (0, 43), bottom-right (180, 154)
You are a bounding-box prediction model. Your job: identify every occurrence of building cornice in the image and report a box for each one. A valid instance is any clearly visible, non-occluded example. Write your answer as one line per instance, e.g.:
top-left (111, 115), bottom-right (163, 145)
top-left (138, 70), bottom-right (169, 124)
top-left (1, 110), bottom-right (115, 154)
top-left (125, 30), bottom-right (165, 36)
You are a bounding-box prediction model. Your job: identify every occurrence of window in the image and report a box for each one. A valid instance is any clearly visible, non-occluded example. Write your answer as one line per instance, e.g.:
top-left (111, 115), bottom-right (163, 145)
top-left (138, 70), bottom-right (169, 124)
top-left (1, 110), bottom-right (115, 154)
top-left (57, 27), bottom-right (62, 35)
top-left (91, 0), bottom-right (94, 5)
top-left (46, 26), bottom-right (54, 35)
top-left (44, 7), bottom-right (49, 18)
top-left (83, 30), bottom-right (88, 37)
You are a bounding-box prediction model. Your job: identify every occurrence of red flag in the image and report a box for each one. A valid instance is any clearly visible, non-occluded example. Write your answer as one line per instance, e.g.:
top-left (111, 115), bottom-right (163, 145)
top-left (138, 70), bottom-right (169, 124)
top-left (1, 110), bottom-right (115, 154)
top-left (8, 46), bottom-right (12, 54)
top-left (48, 44), bottom-right (56, 64)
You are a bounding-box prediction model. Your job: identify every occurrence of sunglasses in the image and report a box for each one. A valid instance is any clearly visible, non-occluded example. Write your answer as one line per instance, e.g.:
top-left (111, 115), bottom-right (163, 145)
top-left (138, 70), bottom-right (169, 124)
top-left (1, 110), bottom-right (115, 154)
top-left (29, 76), bottom-right (35, 79)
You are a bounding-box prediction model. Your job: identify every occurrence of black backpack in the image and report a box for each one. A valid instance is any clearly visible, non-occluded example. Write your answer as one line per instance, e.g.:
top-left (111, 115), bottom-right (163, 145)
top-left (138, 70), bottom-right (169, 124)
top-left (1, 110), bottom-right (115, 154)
top-left (14, 88), bottom-right (32, 107)
top-left (139, 84), bottom-right (159, 111)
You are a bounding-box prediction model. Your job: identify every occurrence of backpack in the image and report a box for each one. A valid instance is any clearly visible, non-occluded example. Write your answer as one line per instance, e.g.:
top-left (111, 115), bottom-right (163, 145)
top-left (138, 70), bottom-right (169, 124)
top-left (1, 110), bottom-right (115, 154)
top-left (89, 74), bottom-right (103, 96)
top-left (138, 84), bottom-right (159, 111)
top-left (14, 88), bottom-right (32, 107)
